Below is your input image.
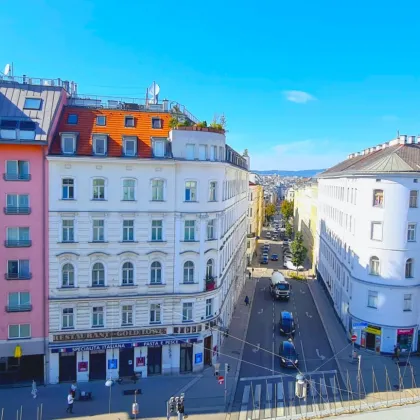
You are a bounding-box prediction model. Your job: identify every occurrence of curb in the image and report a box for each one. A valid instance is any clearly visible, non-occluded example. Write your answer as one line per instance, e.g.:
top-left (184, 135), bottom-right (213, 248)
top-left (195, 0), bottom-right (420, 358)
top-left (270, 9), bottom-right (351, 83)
top-left (225, 278), bottom-right (257, 420)
top-left (306, 280), bottom-right (347, 386)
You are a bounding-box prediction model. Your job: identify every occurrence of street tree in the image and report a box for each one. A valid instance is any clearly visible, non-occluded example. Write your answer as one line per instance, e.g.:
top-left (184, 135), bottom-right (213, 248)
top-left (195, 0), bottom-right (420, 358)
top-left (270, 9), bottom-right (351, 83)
top-left (285, 221), bottom-right (293, 238)
top-left (281, 200), bottom-right (294, 220)
top-left (265, 203), bottom-right (276, 221)
top-left (290, 231), bottom-right (307, 273)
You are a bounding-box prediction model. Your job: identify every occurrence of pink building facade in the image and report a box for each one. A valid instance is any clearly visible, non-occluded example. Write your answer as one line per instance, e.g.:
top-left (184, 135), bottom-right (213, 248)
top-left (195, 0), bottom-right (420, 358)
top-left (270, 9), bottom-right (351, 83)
top-left (0, 76), bottom-right (69, 385)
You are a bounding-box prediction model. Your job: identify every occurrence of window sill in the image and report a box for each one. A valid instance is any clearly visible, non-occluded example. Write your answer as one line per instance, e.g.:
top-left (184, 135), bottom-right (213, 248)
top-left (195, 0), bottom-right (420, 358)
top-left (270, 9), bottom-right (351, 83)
top-left (88, 241), bottom-right (109, 244)
top-left (184, 201), bottom-right (198, 203)
top-left (60, 198), bottom-right (76, 201)
top-left (367, 306), bottom-right (377, 310)
top-left (121, 323), bottom-right (133, 327)
top-left (91, 326), bottom-right (105, 329)
top-left (205, 238), bottom-right (217, 242)
top-left (61, 327), bottom-right (75, 331)
top-left (121, 199), bottom-right (137, 202)
top-left (148, 240), bottom-right (167, 244)
top-left (147, 283), bottom-right (165, 287)
top-left (208, 200), bottom-right (217, 203)
top-left (119, 241), bottom-right (139, 244)
top-left (91, 199), bottom-right (107, 202)
top-left (150, 322), bottom-right (162, 325)
top-left (150, 200), bottom-right (166, 203)
top-left (7, 337), bottom-right (31, 341)
top-left (58, 287), bottom-right (79, 290)
top-left (181, 240), bottom-right (199, 243)
top-left (407, 241), bottom-right (417, 243)
top-left (59, 241), bottom-right (79, 244)
top-left (88, 286), bottom-right (109, 289)
top-left (120, 284), bottom-right (137, 288)
top-left (182, 320), bottom-right (194, 323)
top-left (182, 282), bottom-right (199, 285)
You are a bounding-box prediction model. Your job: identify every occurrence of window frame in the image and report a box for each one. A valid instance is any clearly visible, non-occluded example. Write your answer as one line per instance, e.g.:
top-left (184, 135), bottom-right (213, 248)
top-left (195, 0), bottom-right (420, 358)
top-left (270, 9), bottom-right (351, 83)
top-left (405, 258), bottom-right (414, 278)
top-left (183, 261), bottom-right (195, 283)
top-left (209, 181), bottom-right (217, 202)
top-left (185, 180), bottom-right (197, 202)
top-left (369, 256), bottom-right (380, 276)
top-left (182, 302), bottom-right (193, 322)
top-left (184, 220), bottom-right (195, 241)
top-left (151, 219), bottom-right (163, 241)
top-left (150, 303), bottom-right (162, 324)
top-left (409, 190), bottom-right (418, 208)
top-left (7, 259), bottom-right (30, 279)
top-left (367, 290), bottom-right (378, 309)
top-left (8, 324), bottom-right (31, 339)
top-left (62, 262), bottom-right (75, 288)
top-left (5, 160), bottom-right (30, 180)
top-left (62, 178), bottom-right (75, 200)
top-left (206, 259), bottom-right (214, 278)
top-left (122, 219), bottom-right (135, 242)
top-left (407, 223), bottom-right (417, 242)
top-left (404, 294), bottom-right (412, 312)
top-left (151, 179), bottom-right (165, 201)
top-left (207, 219), bottom-right (215, 240)
top-left (370, 222), bottom-right (383, 241)
top-left (206, 298), bottom-right (213, 318)
top-left (124, 115), bottom-right (135, 128)
top-left (61, 134), bottom-right (77, 154)
top-left (150, 261), bottom-right (163, 284)
top-left (121, 305), bottom-right (133, 326)
top-left (67, 114), bottom-right (78, 125)
top-left (23, 98), bottom-right (42, 110)
top-left (92, 178), bottom-right (106, 200)
top-left (151, 117), bottom-right (162, 129)
top-left (152, 139), bottom-right (165, 157)
top-left (372, 189), bottom-right (384, 208)
top-left (186, 144), bottom-right (195, 160)
top-left (123, 136), bottom-right (137, 157)
top-left (96, 115), bottom-right (107, 126)
top-left (91, 262), bottom-right (106, 287)
top-left (62, 218), bottom-right (75, 243)
top-left (92, 306), bottom-right (105, 328)
top-left (92, 219), bottom-right (105, 242)
top-left (62, 307), bottom-right (75, 329)
top-left (122, 178), bottom-right (136, 201)
top-left (121, 261), bottom-right (135, 286)
top-left (198, 144), bottom-right (207, 161)
top-left (92, 134), bottom-right (107, 156)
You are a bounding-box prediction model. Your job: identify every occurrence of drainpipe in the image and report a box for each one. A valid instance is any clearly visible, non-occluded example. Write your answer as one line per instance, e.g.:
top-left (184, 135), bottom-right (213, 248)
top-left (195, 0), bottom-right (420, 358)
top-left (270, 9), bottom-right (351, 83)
top-left (42, 145), bottom-right (48, 384)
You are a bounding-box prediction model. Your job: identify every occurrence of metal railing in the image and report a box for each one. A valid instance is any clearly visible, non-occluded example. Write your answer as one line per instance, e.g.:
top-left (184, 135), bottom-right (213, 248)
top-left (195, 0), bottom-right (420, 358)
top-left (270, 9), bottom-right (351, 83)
top-left (5, 304), bottom-right (32, 312)
top-left (0, 74), bottom-right (76, 93)
top-left (5, 272), bottom-right (32, 280)
top-left (4, 207), bottom-right (31, 215)
top-left (4, 240), bottom-right (32, 248)
top-left (3, 173), bottom-right (31, 181)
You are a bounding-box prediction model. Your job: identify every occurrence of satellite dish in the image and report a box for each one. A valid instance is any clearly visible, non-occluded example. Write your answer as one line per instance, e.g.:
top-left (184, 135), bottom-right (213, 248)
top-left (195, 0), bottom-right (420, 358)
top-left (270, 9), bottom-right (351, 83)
top-left (148, 82), bottom-right (160, 97)
top-left (4, 64), bottom-right (11, 76)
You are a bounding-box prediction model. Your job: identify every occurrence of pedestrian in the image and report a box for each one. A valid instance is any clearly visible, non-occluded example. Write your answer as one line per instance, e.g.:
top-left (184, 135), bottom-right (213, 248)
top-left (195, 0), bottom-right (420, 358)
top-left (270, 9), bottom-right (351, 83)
top-left (392, 344), bottom-right (400, 361)
top-left (66, 391), bottom-right (74, 414)
top-left (70, 381), bottom-right (77, 398)
top-left (248, 271), bottom-right (251, 280)
top-left (244, 296), bottom-right (250, 306)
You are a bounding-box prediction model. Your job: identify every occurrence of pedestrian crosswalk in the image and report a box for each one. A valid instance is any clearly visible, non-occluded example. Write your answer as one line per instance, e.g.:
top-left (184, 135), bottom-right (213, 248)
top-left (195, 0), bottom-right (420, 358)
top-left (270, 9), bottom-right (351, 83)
top-left (235, 371), bottom-right (350, 419)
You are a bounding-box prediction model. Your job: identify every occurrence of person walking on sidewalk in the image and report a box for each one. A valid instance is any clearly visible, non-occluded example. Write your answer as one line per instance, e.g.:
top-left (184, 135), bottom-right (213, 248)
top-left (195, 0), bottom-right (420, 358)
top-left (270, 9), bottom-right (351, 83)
top-left (66, 391), bottom-right (74, 414)
top-left (244, 296), bottom-right (250, 306)
top-left (392, 344), bottom-right (400, 361)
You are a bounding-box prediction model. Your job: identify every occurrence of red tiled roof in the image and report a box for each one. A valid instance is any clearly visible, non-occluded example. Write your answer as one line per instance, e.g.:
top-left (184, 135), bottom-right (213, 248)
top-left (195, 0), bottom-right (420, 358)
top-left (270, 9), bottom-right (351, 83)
top-left (50, 107), bottom-right (172, 157)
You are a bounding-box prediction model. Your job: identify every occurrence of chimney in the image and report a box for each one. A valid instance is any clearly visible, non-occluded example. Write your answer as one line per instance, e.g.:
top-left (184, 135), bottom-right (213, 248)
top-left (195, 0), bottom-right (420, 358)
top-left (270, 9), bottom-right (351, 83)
top-left (376, 145), bottom-right (382, 151)
top-left (409, 135), bottom-right (416, 144)
top-left (162, 99), bottom-right (169, 112)
top-left (399, 135), bottom-right (407, 144)
top-left (417, 136), bottom-right (420, 144)
top-left (382, 142), bottom-right (389, 149)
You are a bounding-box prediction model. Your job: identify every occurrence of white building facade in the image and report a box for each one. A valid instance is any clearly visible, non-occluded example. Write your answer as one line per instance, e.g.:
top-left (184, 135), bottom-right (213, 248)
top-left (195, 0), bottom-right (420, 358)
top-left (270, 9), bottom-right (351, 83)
top-left (46, 111), bottom-right (248, 383)
top-left (316, 136), bottom-right (420, 354)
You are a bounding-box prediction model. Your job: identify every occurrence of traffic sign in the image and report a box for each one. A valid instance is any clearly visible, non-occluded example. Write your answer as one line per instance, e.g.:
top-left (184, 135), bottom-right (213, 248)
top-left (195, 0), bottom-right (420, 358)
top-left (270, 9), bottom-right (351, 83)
top-left (352, 322), bottom-right (368, 329)
top-left (351, 334), bottom-right (357, 343)
top-left (218, 376), bottom-right (224, 385)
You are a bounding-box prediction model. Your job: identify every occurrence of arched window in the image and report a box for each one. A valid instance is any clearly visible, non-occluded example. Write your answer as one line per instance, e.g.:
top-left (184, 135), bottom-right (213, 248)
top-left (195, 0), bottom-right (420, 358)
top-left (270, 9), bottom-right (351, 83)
top-left (150, 261), bottom-right (162, 284)
top-left (62, 263), bottom-right (75, 288)
top-left (122, 262), bottom-right (134, 285)
top-left (92, 262), bottom-right (105, 286)
top-left (369, 257), bottom-right (380, 276)
top-left (206, 259), bottom-right (214, 279)
top-left (183, 261), bottom-right (194, 283)
top-left (405, 259), bottom-right (413, 278)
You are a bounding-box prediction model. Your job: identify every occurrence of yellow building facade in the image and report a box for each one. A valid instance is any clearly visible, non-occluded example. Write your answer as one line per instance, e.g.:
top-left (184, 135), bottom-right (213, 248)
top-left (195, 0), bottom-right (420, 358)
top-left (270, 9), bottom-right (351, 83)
top-left (246, 182), bottom-right (264, 265)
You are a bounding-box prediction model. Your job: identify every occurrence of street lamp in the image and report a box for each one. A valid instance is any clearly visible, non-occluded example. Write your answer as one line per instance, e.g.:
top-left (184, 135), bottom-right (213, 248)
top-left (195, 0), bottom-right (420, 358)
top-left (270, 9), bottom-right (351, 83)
top-left (105, 378), bottom-right (113, 414)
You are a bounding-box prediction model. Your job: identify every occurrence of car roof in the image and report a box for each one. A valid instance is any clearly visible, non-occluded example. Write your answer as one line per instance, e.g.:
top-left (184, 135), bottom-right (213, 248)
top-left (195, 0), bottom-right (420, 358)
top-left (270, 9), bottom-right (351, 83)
top-left (281, 311), bottom-right (293, 320)
top-left (281, 340), bottom-right (296, 351)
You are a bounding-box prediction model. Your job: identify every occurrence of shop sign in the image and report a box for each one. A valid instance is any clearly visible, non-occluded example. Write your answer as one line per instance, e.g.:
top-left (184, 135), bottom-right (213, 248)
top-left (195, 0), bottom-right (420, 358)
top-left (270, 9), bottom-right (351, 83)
top-left (52, 342), bottom-right (131, 353)
top-left (78, 361), bottom-right (88, 372)
top-left (53, 328), bottom-right (167, 342)
top-left (136, 357), bottom-right (145, 367)
top-left (195, 353), bottom-right (203, 364)
top-left (108, 359), bottom-right (118, 369)
top-left (397, 328), bottom-right (414, 335)
top-left (138, 338), bottom-right (197, 347)
top-left (364, 326), bottom-right (381, 336)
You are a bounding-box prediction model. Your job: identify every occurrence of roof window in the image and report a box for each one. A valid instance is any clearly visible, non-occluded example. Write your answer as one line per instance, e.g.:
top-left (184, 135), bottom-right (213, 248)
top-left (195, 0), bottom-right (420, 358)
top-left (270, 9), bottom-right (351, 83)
top-left (67, 114), bottom-right (78, 125)
top-left (125, 116), bottom-right (135, 127)
top-left (96, 116), bottom-right (106, 126)
top-left (152, 117), bottom-right (162, 129)
top-left (23, 98), bottom-right (42, 110)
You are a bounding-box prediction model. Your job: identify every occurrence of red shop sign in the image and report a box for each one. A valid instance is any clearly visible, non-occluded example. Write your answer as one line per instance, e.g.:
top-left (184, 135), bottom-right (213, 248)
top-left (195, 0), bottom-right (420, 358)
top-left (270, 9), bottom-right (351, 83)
top-left (397, 328), bottom-right (414, 335)
top-left (78, 361), bottom-right (88, 372)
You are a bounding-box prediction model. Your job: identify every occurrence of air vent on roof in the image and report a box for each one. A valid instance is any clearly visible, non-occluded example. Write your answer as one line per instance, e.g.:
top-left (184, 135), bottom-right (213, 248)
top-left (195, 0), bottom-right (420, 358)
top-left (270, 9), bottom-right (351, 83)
top-left (123, 103), bottom-right (140, 111)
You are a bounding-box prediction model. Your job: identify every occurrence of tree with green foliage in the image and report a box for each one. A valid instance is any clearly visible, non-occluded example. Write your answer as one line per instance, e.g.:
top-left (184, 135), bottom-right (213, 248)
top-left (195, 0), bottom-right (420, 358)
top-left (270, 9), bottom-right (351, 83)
top-left (290, 231), bottom-right (307, 273)
top-left (265, 203), bottom-right (276, 221)
top-left (285, 221), bottom-right (293, 238)
top-left (281, 200), bottom-right (294, 220)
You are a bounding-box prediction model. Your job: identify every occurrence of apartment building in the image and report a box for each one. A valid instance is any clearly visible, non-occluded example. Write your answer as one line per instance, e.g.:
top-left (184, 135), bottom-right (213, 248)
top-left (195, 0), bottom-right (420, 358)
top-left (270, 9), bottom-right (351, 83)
top-left (0, 76), bottom-right (68, 385)
top-left (46, 94), bottom-right (248, 383)
top-left (246, 181), bottom-right (264, 265)
top-left (316, 135), bottom-right (420, 354)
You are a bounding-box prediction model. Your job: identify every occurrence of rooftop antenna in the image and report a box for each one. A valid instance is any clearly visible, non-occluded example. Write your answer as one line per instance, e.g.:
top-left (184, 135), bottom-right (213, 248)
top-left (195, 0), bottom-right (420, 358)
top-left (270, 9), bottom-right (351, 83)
top-left (148, 81), bottom-right (160, 105)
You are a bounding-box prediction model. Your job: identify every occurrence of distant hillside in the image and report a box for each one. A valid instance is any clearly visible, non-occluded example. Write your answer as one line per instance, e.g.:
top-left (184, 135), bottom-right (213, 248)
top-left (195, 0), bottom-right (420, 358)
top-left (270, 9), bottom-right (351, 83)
top-left (252, 169), bottom-right (325, 177)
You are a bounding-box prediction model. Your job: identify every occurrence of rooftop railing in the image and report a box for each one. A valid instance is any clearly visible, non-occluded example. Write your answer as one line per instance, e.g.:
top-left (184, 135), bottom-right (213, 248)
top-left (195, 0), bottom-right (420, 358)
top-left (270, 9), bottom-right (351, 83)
top-left (0, 75), bottom-right (76, 93)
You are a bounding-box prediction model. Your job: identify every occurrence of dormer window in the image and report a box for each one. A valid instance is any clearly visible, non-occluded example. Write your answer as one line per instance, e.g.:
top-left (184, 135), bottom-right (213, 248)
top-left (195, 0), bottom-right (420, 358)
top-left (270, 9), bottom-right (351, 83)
top-left (96, 116), bottom-right (106, 126)
top-left (125, 116), bottom-right (135, 127)
top-left (67, 114), bottom-right (78, 125)
top-left (19, 121), bottom-right (36, 140)
top-left (123, 137), bottom-right (137, 157)
top-left (152, 117), bottom-right (162, 129)
top-left (152, 139), bottom-right (165, 157)
top-left (23, 98), bottom-right (42, 110)
top-left (93, 135), bottom-right (107, 155)
top-left (0, 120), bottom-right (18, 139)
top-left (61, 134), bottom-right (76, 154)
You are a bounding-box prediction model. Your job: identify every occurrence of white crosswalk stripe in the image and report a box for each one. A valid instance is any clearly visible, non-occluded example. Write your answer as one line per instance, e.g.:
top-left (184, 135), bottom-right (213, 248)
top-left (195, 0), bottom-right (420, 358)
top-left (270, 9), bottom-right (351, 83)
top-left (264, 383), bottom-right (272, 419)
top-left (276, 381), bottom-right (284, 418)
top-left (239, 385), bottom-right (250, 420)
top-left (252, 384), bottom-right (261, 420)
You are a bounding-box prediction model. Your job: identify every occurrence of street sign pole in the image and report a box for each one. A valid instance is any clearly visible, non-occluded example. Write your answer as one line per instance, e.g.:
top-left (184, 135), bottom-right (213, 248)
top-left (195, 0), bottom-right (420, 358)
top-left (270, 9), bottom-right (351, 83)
top-left (351, 333), bottom-right (357, 359)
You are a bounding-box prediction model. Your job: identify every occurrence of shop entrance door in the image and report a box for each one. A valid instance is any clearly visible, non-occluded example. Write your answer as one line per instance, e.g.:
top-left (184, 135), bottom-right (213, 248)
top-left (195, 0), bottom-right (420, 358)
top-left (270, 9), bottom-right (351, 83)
top-left (59, 352), bottom-right (77, 382)
top-left (89, 350), bottom-right (106, 380)
top-left (366, 333), bottom-right (376, 350)
top-left (180, 344), bottom-right (193, 373)
top-left (119, 348), bottom-right (134, 377)
top-left (204, 336), bottom-right (212, 365)
top-left (147, 347), bottom-right (162, 375)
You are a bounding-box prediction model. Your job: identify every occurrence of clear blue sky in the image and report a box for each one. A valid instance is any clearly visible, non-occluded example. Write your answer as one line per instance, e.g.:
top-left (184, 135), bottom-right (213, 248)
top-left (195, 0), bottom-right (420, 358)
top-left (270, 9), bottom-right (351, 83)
top-left (2, 0), bottom-right (420, 170)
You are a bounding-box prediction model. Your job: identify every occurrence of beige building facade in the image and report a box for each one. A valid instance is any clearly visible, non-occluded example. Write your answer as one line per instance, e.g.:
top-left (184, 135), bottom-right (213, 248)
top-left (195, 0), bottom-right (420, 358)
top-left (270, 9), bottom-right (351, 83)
top-left (246, 182), bottom-right (264, 265)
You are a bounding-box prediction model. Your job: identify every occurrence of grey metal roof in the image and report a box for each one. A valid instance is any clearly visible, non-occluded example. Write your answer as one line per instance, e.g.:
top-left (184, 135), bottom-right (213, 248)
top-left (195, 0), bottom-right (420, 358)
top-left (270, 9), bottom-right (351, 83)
top-left (0, 81), bottom-right (65, 143)
top-left (318, 144), bottom-right (420, 178)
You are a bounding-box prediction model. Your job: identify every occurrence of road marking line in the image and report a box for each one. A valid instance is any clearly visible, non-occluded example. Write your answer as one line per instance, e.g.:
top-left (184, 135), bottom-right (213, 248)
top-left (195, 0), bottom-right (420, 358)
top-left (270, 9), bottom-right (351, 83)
top-left (300, 339), bottom-right (308, 373)
top-left (264, 383), bottom-right (272, 418)
top-left (240, 371), bottom-right (337, 382)
top-left (316, 349), bottom-right (326, 360)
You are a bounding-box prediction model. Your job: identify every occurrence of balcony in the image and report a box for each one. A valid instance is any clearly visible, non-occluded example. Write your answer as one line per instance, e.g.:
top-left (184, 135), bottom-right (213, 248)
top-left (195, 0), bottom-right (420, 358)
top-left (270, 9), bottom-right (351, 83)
top-left (4, 207), bottom-right (31, 215)
top-left (247, 232), bottom-right (256, 238)
top-left (3, 173), bottom-right (31, 181)
top-left (5, 272), bottom-right (32, 280)
top-left (205, 277), bottom-right (216, 292)
top-left (6, 304), bottom-right (32, 312)
top-left (4, 240), bottom-right (32, 248)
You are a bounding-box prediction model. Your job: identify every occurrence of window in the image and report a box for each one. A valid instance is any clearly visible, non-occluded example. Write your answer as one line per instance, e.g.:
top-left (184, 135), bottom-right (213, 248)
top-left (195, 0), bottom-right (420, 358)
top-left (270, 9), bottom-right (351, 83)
top-left (207, 219), bottom-right (215, 240)
top-left (92, 262), bottom-right (105, 287)
top-left (367, 291), bottom-right (378, 309)
top-left (150, 261), bottom-right (162, 284)
top-left (62, 308), bottom-right (74, 329)
top-left (184, 220), bottom-right (195, 241)
top-left (151, 220), bottom-right (163, 241)
top-left (152, 179), bottom-right (164, 201)
top-left (209, 181), bottom-right (217, 201)
top-left (62, 136), bottom-right (76, 154)
top-left (185, 181), bottom-right (197, 201)
top-left (183, 261), bottom-right (194, 283)
top-left (122, 305), bottom-right (133, 326)
top-left (206, 259), bottom-right (214, 278)
top-left (182, 302), bottom-right (193, 322)
top-left (5, 160), bottom-right (29, 181)
top-left (7, 260), bottom-right (30, 279)
top-left (409, 191), bottom-right (418, 208)
top-left (62, 178), bottom-right (75, 200)
top-left (153, 139), bottom-right (165, 157)
top-left (92, 178), bottom-right (106, 200)
top-left (23, 98), bottom-right (42, 110)
top-left (96, 116), bottom-right (106, 126)
top-left (199, 145), bottom-right (207, 160)
top-left (8, 292), bottom-right (30, 310)
top-left (0, 120), bottom-right (18, 139)
top-left (92, 307), bottom-right (104, 327)
top-left (219, 147), bottom-right (224, 161)
top-left (67, 114), bottom-right (78, 124)
top-left (150, 304), bottom-right (161, 324)
top-left (93, 135), bottom-right (107, 155)
top-left (8, 324), bottom-right (30, 339)
top-left (6, 194), bottom-right (29, 214)
top-left (206, 299), bottom-right (213, 318)
top-left (92, 219), bottom-right (105, 242)
top-left (373, 189), bottom-right (384, 207)
top-left (122, 262), bottom-right (134, 285)
top-left (122, 220), bottom-right (134, 242)
top-left (123, 137), bottom-right (137, 156)
top-left (152, 118), bottom-right (162, 129)
top-left (19, 120), bottom-right (36, 140)
top-left (404, 294), bottom-right (412, 311)
top-left (125, 116), bottom-right (135, 127)
top-left (369, 256), bottom-right (380, 276)
top-left (210, 145), bottom-right (217, 161)
top-left (6, 227), bottom-right (30, 247)
top-left (62, 219), bottom-right (75, 242)
top-left (371, 222), bottom-right (383, 241)
top-left (62, 263), bottom-right (75, 287)
top-left (407, 223), bottom-right (417, 242)
top-left (122, 179), bottom-right (136, 201)
top-left (186, 144), bottom-right (195, 160)
top-left (405, 259), bottom-right (413, 278)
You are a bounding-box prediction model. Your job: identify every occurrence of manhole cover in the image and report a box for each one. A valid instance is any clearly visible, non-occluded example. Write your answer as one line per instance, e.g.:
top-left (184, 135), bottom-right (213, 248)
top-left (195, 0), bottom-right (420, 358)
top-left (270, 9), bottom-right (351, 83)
top-left (232, 351), bottom-right (240, 355)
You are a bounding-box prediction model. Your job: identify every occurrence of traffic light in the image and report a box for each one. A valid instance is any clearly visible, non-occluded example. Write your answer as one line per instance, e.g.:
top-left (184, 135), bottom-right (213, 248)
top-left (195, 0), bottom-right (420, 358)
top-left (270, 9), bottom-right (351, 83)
top-left (169, 397), bottom-right (175, 413)
top-left (214, 362), bottom-right (220, 376)
top-left (225, 363), bottom-right (230, 373)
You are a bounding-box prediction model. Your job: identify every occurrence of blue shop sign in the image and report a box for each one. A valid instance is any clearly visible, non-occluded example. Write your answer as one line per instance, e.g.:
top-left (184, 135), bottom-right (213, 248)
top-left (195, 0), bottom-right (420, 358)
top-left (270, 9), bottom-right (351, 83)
top-left (108, 359), bottom-right (118, 369)
top-left (195, 353), bottom-right (203, 364)
top-left (138, 338), bottom-right (198, 347)
top-left (51, 342), bottom-right (132, 353)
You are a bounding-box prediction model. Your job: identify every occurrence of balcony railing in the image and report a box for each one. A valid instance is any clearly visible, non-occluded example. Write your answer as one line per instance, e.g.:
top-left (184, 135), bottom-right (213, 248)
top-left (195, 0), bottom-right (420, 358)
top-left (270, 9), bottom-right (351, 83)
top-left (4, 240), bottom-right (32, 248)
top-left (5, 272), bottom-right (32, 280)
top-left (247, 232), bottom-right (256, 238)
top-left (4, 207), bottom-right (31, 215)
top-left (3, 173), bottom-right (31, 181)
top-left (6, 304), bottom-right (32, 312)
top-left (205, 276), bottom-right (217, 292)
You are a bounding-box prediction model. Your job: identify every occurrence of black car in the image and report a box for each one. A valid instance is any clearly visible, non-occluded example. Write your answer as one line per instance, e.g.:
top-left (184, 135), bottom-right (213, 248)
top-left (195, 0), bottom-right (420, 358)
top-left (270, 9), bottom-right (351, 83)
top-left (279, 311), bottom-right (295, 336)
top-left (271, 254), bottom-right (279, 261)
top-left (279, 340), bottom-right (299, 368)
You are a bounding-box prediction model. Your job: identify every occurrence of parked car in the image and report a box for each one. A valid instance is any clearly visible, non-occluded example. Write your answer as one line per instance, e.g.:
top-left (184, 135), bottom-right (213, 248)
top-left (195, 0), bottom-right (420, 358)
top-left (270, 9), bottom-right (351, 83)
top-left (271, 254), bottom-right (279, 261)
top-left (285, 260), bottom-right (304, 271)
top-left (260, 256), bottom-right (269, 264)
top-left (279, 340), bottom-right (299, 368)
top-left (283, 239), bottom-right (290, 246)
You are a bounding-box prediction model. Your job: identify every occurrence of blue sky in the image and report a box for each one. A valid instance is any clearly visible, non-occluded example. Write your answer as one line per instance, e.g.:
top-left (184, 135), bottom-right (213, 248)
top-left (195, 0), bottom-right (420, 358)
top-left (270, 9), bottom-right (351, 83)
top-left (2, 0), bottom-right (420, 170)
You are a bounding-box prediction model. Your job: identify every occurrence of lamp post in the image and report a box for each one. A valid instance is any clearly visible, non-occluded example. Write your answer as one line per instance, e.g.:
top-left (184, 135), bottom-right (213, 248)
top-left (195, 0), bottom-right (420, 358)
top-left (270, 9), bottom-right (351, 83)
top-left (105, 378), bottom-right (113, 414)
